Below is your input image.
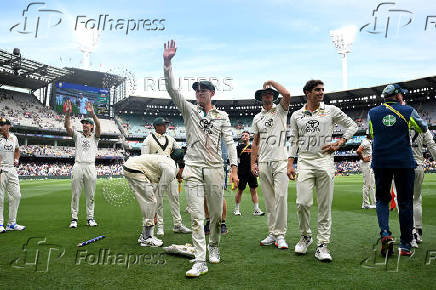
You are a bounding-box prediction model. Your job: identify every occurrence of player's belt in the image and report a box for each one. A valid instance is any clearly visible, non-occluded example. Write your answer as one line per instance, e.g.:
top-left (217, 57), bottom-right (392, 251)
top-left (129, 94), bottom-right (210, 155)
top-left (123, 166), bottom-right (142, 174)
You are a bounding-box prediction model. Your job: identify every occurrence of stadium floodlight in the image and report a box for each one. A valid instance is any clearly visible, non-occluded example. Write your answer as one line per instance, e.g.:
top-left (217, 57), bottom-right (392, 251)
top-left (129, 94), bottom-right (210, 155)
top-left (330, 25), bottom-right (357, 90)
top-left (75, 28), bottom-right (100, 70)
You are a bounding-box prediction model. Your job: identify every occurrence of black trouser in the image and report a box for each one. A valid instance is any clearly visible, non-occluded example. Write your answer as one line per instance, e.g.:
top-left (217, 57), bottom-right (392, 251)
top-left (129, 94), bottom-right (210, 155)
top-left (373, 168), bottom-right (415, 245)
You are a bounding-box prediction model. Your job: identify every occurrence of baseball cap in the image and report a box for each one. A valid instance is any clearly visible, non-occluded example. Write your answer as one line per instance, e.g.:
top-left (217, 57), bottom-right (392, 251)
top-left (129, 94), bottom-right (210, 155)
top-left (192, 81), bottom-right (215, 91)
top-left (255, 88), bottom-right (279, 102)
top-left (170, 149), bottom-right (185, 162)
top-left (0, 117), bottom-right (11, 126)
top-left (153, 117), bottom-right (170, 127)
top-left (80, 118), bottom-right (94, 125)
top-left (382, 84), bottom-right (408, 98)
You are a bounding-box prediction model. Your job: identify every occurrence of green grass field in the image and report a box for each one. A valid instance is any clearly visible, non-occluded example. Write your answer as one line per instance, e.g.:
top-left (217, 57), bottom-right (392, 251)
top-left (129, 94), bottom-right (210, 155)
top-left (1, 175), bottom-right (436, 289)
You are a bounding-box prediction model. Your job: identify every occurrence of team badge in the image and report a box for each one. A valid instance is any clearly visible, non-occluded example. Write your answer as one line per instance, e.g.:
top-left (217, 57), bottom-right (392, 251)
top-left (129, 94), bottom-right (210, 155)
top-left (199, 119), bottom-right (213, 134)
top-left (382, 115), bottom-right (396, 127)
top-left (265, 119), bottom-right (273, 128)
top-left (305, 120), bottom-right (320, 133)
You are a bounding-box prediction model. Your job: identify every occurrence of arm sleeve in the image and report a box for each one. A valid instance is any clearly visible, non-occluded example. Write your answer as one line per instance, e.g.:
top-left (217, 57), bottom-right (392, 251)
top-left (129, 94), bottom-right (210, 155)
top-left (72, 130), bottom-right (77, 142)
top-left (409, 109), bottom-right (428, 133)
top-left (288, 113), bottom-right (299, 158)
top-left (251, 116), bottom-right (259, 135)
top-left (164, 64), bottom-right (193, 118)
top-left (141, 136), bottom-right (151, 155)
top-left (423, 130), bottom-right (436, 159)
top-left (14, 136), bottom-right (19, 149)
top-left (222, 114), bottom-right (238, 166)
top-left (332, 106), bottom-right (358, 140)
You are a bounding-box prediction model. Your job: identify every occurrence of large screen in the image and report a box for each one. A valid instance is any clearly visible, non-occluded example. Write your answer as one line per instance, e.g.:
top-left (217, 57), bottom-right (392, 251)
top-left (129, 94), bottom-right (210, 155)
top-left (54, 82), bottom-right (110, 117)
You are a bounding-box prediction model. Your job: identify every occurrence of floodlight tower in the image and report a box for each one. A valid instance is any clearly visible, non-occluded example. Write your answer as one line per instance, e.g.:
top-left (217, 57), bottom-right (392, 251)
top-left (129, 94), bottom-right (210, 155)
top-left (75, 28), bottom-right (100, 70)
top-left (330, 26), bottom-right (357, 90)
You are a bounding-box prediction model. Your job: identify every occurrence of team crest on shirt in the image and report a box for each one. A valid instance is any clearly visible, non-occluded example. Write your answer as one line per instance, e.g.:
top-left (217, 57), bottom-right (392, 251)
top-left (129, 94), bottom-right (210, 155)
top-left (82, 139), bottom-right (91, 151)
top-left (4, 143), bottom-right (13, 151)
top-left (382, 115), bottom-right (396, 127)
top-left (199, 118), bottom-right (214, 134)
top-left (305, 120), bottom-right (320, 133)
top-left (265, 118), bottom-right (273, 128)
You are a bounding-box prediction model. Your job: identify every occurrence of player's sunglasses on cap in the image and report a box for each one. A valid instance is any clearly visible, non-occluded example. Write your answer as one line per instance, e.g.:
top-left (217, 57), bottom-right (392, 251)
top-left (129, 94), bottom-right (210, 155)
top-left (0, 117), bottom-right (11, 126)
top-left (170, 149), bottom-right (185, 162)
top-left (382, 84), bottom-right (408, 98)
top-left (192, 81), bottom-right (215, 92)
top-left (255, 88), bottom-right (279, 102)
top-left (80, 118), bottom-right (94, 125)
top-left (153, 117), bottom-right (170, 127)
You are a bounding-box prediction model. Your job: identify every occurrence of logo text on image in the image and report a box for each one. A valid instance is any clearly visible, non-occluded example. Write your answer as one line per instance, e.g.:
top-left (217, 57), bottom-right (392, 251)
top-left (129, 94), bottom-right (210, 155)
top-left (10, 237), bottom-right (65, 272)
top-left (144, 77), bottom-right (233, 92)
top-left (75, 249), bottom-right (166, 268)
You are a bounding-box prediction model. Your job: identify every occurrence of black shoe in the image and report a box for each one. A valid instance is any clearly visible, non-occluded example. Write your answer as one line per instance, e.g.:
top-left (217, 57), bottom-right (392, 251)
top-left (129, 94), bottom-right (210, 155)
top-left (380, 235), bottom-right (394, 257)
top-left (204, 220), bottom-right (210, 235)
top-left (221, 223), bottom-right (228, 235)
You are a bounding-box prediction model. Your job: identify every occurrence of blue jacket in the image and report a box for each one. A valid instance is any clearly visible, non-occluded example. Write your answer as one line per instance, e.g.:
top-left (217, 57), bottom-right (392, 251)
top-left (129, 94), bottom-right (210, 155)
top-left (368, 101), bottom-right (427, 168)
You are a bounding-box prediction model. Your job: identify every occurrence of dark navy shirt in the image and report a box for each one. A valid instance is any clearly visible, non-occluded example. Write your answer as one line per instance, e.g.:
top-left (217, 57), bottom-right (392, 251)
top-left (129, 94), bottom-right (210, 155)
top-left (368, 101), bottom-right (427, 168)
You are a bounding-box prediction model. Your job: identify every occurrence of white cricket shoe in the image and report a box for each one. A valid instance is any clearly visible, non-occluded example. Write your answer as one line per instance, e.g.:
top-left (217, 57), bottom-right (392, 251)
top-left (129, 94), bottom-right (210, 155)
top-left (295, 235), bottom-right (313, 254)
top-left (275, 235), bottom-right (288, 249)
top-left (208, 245), bottom-right (220, 264)
top-left (87, 219), bottom-right (98, 227)
top-left (260, 234), bottom-right (276, 246)
top-left (253, 209), bottom-right (265, 216)
top-left (69, 220), bottom-right (78, 228)
top-left (156, 225), bottom-right (164, 236)
top-left (140, 236), bottom-right (163, 247)
top-left (0, 225), bottom-right (5, 233)
top-left (233, 209), bottom-right (241, 216)
top-left (6, 224), bottom-right (26, 231)
top-left (411, 239), bottom-right (419, 248)
top-left (186, 262), bottom-right (208, 277)
top-left (173, 224), bottom-right (192, 234)
top-left (315, 244), bottom-right (332, 262)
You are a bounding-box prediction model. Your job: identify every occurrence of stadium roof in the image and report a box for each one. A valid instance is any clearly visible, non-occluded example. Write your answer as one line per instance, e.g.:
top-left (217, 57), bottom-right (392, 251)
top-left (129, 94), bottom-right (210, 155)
top-left (0, 48), bottom-right (71, 90)
top-left (115, 75), bottom-right (436, 113)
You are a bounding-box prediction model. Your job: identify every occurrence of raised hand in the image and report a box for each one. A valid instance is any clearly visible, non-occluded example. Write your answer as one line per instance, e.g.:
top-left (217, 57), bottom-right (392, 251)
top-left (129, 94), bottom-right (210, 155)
top-left (163, 40), bottom-right (177, 65)
top-left (65, 99), bottom-right (72, 114)
top-left (85, 102), bottom-right (95, 115)
top-left (263, 80), bottom-right (275, 89)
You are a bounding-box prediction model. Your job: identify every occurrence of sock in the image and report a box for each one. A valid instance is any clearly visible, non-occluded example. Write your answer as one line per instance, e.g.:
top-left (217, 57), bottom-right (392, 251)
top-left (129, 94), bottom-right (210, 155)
top-left (143, 225), bottom-right (153, 239)
top-left (235, 203), bottom-right (240, 211)
top-left (254, 203), bottom-right (260, 211)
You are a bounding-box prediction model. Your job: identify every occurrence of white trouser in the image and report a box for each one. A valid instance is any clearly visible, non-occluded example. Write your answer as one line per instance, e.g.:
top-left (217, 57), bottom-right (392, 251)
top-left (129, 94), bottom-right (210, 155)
top-left (296, 167), bottom-right (335, 245)
top-left (360, 161), bottom-right (376, 206)
top-left (71, 163), bottom-right (97, 220)
top-left (413, 167), bottom-right (424, 229)
top-left (182, 165), bottom-right (224, 263)
top-left (124, 171), bottom-right (156, 227)
top-left (155, 178), bottom-right (182, 228)
top-left (0, 167), bottom-right (21, 225)
top-left (258, 161), bottom-right (288, 236)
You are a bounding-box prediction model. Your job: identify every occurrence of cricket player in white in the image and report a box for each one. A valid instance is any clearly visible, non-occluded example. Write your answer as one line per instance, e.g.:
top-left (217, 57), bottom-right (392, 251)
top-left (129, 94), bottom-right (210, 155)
top-left (141, 117), bottom-right (191, 235)
top-left (410, 129), bottom-right (436, 247)
top-left (250, 83), bottom-right (291, 249)
top-left (163, 40), bottom-right (239, 278)
top-left (64, 99), bottom-right (101, 228)
top-left (124, 151), bottom-right (184, 247)
top-left (0, 117), bottom-right (25, 233)
top-left (288, 80), bottom-right (357, 262)
top-left (356, 132), bottom-right (376, 209)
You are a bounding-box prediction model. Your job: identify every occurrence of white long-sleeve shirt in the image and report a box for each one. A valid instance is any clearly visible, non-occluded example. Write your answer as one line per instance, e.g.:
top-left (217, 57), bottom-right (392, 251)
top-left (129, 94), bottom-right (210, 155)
top-left (164, 64), bottom-right (237, 168)
top-left (411, 129), bottom-right (436, 167)
top-left (289, 103), bottom-right (358, 169)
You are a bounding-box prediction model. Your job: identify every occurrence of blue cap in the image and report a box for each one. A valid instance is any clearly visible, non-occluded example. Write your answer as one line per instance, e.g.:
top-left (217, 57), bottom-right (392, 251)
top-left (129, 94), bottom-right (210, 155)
top-left (382, 84), bottom-right (408, 97)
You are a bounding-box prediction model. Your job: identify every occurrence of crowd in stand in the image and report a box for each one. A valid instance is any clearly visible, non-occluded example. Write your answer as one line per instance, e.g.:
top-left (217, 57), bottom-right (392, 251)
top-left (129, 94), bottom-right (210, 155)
top-left (20, 145), bottom-right (124, 158)
top-left (17, 162), bottom-right (123, 177)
